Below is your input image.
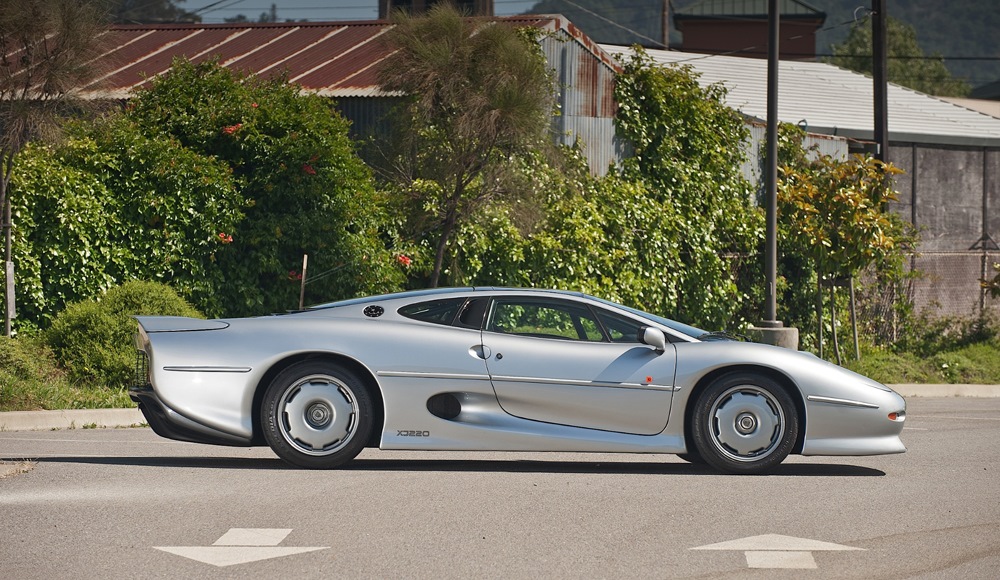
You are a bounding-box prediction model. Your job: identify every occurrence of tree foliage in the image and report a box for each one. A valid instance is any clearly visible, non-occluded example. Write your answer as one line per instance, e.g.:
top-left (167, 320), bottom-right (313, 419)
top-left (9, 125), bottom-right (244, 325)
top-left (0, 0), bottom-right (109, 334)
top-left (612, 48), bottom-right (762, 328)
top-left (827, 15), bottom-right (969, 97)
top-left (458, 149), bottom-right (691, 313)
top-left (378, 3), bottom-right (556, 287)
top-left (103, 0), bottom-right (199, 23)
top-left (779, 154), bottom-right (905, 280)
top-left (46, 281), bottom-right (203, 387)
top-left (775, 124), bottom-right (915, 356)
top-left (125, 58), bottom-right (403, 316)
top-left (8, 58), bottom-right (402, 325)
top-left (445, 49), bottom-right (763, 331)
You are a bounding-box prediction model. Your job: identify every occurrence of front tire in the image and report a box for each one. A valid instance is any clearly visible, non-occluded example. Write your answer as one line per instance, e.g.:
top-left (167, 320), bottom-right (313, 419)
top-left (261, 361), bottom-right (373, 469)
top-left (690, 372), bottom-right (798, 475)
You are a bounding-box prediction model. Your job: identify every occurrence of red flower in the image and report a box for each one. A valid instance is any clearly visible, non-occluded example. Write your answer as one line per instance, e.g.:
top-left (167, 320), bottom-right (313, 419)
top-left (217, 232), bottom-right (233, 244)
top-left (222, 123), bottom-right (242, 135)
top-left (251, 102), bottom-right (259, 108)
top-left (288, 270), bottom-right (303, 281)
top-left (396, 254), bottom-right (412, 267)
top-left (302, 163), bottom-right (316, 175)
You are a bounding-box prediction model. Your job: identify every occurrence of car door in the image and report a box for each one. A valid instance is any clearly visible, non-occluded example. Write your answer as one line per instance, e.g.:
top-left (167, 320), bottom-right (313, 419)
top-left (481, 296), bottom-right (676, 436)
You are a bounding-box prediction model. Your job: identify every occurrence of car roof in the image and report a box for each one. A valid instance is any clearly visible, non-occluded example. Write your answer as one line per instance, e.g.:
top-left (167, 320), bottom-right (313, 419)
top-left (305, 287), bottom-right (705, 342)
top-left (308, 287), bottom-right (586, 310)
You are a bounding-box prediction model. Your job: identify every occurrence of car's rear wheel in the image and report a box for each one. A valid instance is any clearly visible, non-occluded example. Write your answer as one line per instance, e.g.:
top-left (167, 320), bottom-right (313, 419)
top-left (690, 372), bottom-right (798, 475)
top-left (262, 361), bottom-right (373, 469)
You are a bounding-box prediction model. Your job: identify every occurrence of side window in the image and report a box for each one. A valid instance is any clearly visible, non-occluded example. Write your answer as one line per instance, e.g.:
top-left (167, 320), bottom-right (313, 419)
top-left (487, 299), bottom-right (604, 341)
top-left (455, 298), bottom-right (489, 330)
top-left (398, 298), bottom-right (465, 325)
top-left (595, 309), bottom-right (644, 343)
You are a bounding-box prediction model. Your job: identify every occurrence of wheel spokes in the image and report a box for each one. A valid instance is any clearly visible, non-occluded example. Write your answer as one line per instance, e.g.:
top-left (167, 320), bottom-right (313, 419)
top-left (712, 389), bottom-right (783, 460)
top-left (281, 378), bottom-right (357, 453)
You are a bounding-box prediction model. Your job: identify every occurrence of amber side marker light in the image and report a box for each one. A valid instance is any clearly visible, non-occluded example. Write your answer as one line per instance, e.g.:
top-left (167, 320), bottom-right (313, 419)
top-left (888, 412), bottom-right (905, 421)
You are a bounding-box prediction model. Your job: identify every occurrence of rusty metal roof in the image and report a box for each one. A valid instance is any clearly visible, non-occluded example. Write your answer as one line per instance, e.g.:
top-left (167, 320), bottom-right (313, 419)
top-left (82, 16), bottom-right (619, 100)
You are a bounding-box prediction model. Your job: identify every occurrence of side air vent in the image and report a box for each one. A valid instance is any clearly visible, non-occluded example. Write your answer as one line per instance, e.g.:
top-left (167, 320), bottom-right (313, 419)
top-left (426, 393), bottom-right (462, 420)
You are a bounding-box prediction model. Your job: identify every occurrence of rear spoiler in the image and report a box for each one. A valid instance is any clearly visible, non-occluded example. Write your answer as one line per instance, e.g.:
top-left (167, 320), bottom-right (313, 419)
top-left (134, 316), bottom-right (230, 332)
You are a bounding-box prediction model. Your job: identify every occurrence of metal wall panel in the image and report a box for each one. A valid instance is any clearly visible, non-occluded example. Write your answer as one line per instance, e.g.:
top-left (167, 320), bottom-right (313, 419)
top-left (541, 32), bottom-right (623, 175)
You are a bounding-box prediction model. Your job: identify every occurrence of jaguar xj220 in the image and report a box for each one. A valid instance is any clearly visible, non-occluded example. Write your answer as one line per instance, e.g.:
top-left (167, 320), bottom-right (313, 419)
top-left (130, 287), bottom-right (906, 474)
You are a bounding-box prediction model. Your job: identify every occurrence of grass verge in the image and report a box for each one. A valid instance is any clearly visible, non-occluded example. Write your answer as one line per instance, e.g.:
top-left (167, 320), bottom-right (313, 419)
top-left (0, 335), bottom-right (133, 412)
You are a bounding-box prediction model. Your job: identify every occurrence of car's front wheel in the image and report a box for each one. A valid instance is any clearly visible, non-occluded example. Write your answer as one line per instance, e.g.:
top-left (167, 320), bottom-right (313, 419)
top-left (261, 361), bottom-right (373, 469)
top-left (690, 372), bottom-right (798, 475)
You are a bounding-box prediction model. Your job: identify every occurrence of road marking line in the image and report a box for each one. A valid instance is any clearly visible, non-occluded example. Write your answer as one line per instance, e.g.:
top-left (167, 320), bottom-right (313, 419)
top-left (746, 550), bottom-right (816, 569)
top-left (155, 528), bottom-right (328, 567)
top-left (692, 534), bottom-right (863, 571)
top-left (214, 528), bottom-right (292, 546)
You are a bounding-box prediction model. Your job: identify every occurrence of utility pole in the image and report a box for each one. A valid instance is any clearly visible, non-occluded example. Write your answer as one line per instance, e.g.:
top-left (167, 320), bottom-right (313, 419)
top-left (763, 0), bottom-right (780, 330)
top-left (753, 0), bottom-right (799, 350)
top-left (872, 0), bottom-right (889, 162)
top-left (662, 0), bottom-right (670, 49)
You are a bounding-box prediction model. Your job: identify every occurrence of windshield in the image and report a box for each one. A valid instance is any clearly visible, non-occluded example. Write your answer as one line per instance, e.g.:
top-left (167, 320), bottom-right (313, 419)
top-left (589, 296), bottom-right (709, 339)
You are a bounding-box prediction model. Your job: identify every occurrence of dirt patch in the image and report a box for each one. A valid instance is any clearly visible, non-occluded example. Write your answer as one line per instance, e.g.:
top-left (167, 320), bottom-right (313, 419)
top-left (0, 460), bottom-right (36, 479)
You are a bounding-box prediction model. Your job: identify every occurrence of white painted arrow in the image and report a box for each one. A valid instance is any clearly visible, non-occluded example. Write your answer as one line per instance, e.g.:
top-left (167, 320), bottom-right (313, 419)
top-left (155, 528), bottom-right (328, 567)
top-left (691, 534), bottom-right (864, 569)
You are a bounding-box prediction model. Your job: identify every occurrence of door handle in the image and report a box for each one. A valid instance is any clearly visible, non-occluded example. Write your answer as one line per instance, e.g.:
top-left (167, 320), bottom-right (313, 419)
top-left (470, 345), bottom-right (492, 360)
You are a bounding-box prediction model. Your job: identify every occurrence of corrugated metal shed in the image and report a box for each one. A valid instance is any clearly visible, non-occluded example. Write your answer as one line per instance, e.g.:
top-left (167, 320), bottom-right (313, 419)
top-left (78, 17), bottom-right (623, 173)
top-left (84, 17), bottom-right (619, 98)
top-left (601, 46), bottom-right (1000, 148)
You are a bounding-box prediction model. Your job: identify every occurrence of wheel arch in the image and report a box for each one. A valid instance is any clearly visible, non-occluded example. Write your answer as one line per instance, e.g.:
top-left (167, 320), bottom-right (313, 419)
top-left (250, 352), bottom-right (385, 448)
top-left (683, 364), bottom-right (807, 455)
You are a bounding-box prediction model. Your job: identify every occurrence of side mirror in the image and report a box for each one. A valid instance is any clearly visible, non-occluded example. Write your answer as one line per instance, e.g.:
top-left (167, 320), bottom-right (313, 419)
top-left (638, 326), bottom-right (667, 353)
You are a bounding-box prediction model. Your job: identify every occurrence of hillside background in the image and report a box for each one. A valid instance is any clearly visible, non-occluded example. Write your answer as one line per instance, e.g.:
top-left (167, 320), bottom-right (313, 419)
top-left (526, 0), bottom-right (1000, 93)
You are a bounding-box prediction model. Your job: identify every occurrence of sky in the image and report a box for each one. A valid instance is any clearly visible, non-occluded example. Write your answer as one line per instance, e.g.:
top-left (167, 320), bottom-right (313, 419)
top-left (182, 1), bottom-right (541, 23)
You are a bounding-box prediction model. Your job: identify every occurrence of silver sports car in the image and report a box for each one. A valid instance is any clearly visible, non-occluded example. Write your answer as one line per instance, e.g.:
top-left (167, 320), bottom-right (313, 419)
top-left (130, 287), bottom-right (906, 475)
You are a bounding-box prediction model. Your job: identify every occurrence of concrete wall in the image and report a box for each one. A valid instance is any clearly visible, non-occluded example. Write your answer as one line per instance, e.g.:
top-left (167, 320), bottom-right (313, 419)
top-left (889, 144), bottom-right (1000, 317)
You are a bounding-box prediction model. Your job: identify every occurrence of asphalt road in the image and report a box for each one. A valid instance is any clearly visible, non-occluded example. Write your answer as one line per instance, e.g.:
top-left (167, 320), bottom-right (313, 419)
top-left (1, 397), bottom-right (998, 579)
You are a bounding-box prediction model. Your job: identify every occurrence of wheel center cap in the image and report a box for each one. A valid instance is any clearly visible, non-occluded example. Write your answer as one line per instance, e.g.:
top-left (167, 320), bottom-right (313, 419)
top-left (306, 403), bottom-right (332, 428)
top-left (736, 413), bottom-right (757, 434)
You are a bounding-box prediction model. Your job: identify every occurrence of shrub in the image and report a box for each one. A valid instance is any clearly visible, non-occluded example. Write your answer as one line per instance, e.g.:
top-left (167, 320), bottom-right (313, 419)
top-left (47, 281), bottom-right (202, 387)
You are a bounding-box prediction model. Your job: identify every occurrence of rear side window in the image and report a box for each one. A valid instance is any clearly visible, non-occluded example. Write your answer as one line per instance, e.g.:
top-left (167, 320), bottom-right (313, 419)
top-left (398, 298), bottom-right (465, 325)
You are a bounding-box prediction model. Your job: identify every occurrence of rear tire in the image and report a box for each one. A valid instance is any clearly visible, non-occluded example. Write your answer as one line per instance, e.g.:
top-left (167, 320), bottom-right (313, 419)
top-left (690, 372), bottom-right (798, 475)
top-left (261, 361), bottom-right (373, 469)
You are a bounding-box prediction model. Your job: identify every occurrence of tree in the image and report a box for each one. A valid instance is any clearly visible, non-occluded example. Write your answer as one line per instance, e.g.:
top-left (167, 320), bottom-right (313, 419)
top-left (126, 58), bottom-right (403, 316)
top-left (0, 0), bottom-right (108, 335)
top-left (613, 48), bottom-right (762, 328)
top-left (8, 58), bottom-right (403, 323)
top-left (447, 50), bottom-right (765, 331)
top-left (8, 121), bottom-right (244, 326)
top-left (104, 0), bottom-right (199, 23)
top-left (224, 4), bottom-right (282, 24)
top-left (378, 4), bottom-right (556, 287)
top-left (827, 15), bottom-right (969, 97)
top-left (777, 127), bottom-right (911, 361)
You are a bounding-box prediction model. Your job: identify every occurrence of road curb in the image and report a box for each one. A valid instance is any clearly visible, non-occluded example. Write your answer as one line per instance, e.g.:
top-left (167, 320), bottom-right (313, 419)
top-left (1, 385), bottom-right (998, 433)
top-left (0, 408), bottom-right (145, 433)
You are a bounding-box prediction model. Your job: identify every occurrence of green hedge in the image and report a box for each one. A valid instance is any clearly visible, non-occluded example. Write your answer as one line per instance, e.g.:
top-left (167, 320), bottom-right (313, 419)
top-left (46, 281), bottom-right (202, 388)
